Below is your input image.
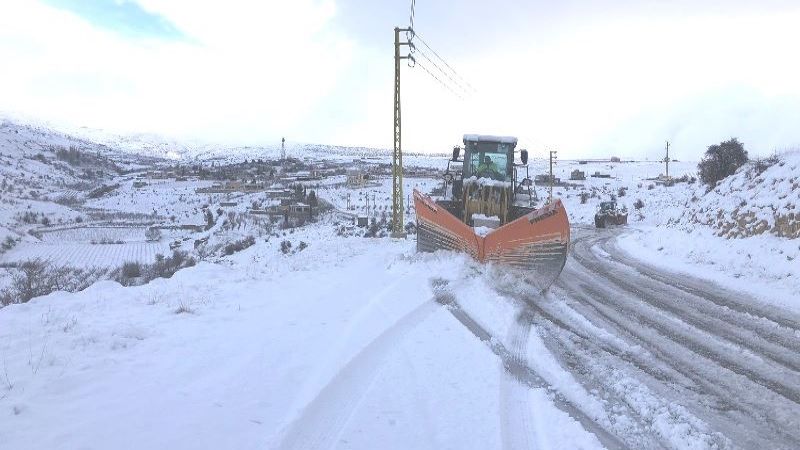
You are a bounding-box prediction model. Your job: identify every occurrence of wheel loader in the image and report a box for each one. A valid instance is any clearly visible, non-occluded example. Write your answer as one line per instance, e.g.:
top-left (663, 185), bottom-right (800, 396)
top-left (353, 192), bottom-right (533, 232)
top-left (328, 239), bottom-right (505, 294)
top-left (413, 134), bottom-right (570, 290)
top-left (594, 201), bottom-right (628, 228)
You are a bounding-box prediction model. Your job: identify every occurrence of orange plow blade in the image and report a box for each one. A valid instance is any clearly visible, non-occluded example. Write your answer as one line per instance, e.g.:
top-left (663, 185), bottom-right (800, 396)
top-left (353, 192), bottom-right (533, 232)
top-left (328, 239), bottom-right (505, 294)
top-left (413, 189), bottom-right (570, 290)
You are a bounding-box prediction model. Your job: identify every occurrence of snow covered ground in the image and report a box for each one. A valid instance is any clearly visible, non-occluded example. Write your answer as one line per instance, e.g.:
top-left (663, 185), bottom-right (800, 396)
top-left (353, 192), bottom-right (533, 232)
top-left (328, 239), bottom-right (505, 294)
top-left (1, 117), bottom-right (798, 449)
top-left (0, 223), bottom-right (605, 450)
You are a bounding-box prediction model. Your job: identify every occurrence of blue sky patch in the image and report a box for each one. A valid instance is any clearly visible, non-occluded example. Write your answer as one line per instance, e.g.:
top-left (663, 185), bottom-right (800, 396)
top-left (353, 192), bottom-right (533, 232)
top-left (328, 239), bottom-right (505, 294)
top-left (42, 0), bottom-right (184, 40)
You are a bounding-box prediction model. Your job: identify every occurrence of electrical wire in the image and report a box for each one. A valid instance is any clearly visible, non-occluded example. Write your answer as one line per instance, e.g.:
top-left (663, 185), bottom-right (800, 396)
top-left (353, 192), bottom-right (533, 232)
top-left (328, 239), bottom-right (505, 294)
top-left (407, 0), bottom-right (415, 42)
top-left (413, 31), bottom-right (476, 93)
top-left (414, 59), bottom-right (464, 100)
top-left (413, 46), bottom-right (470, 96)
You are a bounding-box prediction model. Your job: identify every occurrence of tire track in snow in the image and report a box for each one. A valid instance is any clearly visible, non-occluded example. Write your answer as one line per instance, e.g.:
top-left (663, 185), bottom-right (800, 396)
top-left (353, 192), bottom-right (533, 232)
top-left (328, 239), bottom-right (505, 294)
top-left (553, 229), bottom-right (800, 449)
top-left (430, 280), bottom-right (626, 450)
top-left (498, 314), bottom-right (537, 450)
top-left (607, 232), bottom-right (800, 336)
top-left (277, 299), bottom-right (440, 450)
top-left (490, 282), bottom-right (676, 450)
top-left (571, 239), bottom-right (800, 407)
top-left (575, 236), bottom-right (800, 377)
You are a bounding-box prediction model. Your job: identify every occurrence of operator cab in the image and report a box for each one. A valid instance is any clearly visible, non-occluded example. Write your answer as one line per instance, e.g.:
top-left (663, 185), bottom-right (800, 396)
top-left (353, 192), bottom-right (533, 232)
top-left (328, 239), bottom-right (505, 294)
top-left (437, 134), bottom-right (537, 226)
top-left (463, 134), bottom-right (516, 181)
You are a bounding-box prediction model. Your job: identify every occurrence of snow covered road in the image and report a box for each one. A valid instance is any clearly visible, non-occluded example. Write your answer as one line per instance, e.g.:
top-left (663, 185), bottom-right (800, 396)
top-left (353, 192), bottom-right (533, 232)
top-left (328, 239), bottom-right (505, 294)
top-left (537, 227), bottom-right (800, 449)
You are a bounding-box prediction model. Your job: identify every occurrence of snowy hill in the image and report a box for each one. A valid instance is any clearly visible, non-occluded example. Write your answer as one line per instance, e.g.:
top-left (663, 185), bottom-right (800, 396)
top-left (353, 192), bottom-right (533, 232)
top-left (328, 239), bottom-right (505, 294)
top-left (675, 152), bottom-right (800, 238)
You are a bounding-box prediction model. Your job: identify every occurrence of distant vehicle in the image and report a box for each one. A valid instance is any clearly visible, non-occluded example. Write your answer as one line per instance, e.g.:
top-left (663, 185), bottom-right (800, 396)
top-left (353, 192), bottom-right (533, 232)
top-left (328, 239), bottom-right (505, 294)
top-left (594, 201), bottom-right (628, 228)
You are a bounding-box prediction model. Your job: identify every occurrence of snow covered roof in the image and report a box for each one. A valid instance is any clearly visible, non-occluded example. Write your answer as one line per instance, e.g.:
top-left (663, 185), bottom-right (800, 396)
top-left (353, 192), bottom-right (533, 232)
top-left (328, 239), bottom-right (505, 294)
top-left (463, 134), bottom-right (518, 145)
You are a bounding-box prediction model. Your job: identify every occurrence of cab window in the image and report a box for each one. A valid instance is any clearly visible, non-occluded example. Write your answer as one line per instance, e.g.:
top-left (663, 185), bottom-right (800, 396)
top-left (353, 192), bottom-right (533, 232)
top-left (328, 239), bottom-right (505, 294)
top-left (467, 142), bottom-right (509, 181)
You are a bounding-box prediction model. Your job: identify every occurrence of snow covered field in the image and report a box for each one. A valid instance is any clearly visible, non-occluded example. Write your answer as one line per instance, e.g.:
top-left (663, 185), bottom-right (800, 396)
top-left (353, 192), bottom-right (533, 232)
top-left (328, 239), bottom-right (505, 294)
top-left (1, 241), bottom-right (169, 268)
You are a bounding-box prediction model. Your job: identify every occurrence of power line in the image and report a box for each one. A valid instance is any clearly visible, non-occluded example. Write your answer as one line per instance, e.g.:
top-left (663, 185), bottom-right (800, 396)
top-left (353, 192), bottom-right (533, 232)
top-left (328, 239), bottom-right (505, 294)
top-left (410, 0), bottom-right (415, 30)
top-left (412, 45), bottom-right (470, 96)
top-left (413, 31), bottom-right (476, 93)
top-left (406, 0), bottom-right (415, 42)
top-left (414, 59), bottom-right (464, 100)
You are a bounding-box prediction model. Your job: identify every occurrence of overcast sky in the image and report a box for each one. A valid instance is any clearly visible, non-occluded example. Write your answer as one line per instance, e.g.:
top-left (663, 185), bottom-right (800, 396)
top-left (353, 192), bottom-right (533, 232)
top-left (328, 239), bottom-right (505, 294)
top-left (2, 0), bottom-right (800, 159)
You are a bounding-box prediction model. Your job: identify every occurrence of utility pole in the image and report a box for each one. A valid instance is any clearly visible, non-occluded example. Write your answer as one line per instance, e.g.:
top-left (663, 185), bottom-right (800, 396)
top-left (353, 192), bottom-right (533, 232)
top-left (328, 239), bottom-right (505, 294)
top-left (391, 26), bottom-right (413, 238)
top-left (281, 137), bottom-right (286, 161)
top-left (663, 140), bottom-right (670, 179)
top-left (548, 150), bottom-right (558, 204)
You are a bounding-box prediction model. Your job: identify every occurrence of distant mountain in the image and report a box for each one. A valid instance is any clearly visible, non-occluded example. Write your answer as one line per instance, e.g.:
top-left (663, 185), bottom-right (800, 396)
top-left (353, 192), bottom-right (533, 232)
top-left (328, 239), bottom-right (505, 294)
top-left (0, 114), bottom-right (451, 166)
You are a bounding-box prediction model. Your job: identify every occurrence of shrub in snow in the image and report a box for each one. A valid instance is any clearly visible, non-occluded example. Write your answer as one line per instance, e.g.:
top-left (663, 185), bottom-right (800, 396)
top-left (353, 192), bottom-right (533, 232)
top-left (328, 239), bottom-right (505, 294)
top-left (174, 302), bottom-right (195, 314)
top-left (223, 235), bottom-right (256, 256)
top-left (1, 236), bottom-right (16, 251)
top-left (280, 240), bottom-right (292, 254)
top-left (0, 260), bottom-right (108, 306)
top-left (752, 154), bottom-right (780, 176)
top-left (2, 259), bottom-right (50, 304)
top-left (634, 199), bottom-right (645, 210)
top-left (18, 211), bottom-right (39, 224)
top-left (579, 192), bottom-right (590, 204)
top-left (121, 261), bottom-right (142, 279)
top-left (145, 250), bottom-right (195, 281)
top-left (698, 138), bottom-right (748, 187)
top-left (674, 174), bottom-right (697, 184)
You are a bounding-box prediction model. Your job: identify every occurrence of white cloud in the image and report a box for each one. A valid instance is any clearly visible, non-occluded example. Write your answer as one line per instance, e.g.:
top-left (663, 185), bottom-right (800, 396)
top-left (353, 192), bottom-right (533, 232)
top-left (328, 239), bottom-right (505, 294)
top-left (0, 0), bottom-right (354, 145)
top-left (1, 1), bottom-right (799, 159)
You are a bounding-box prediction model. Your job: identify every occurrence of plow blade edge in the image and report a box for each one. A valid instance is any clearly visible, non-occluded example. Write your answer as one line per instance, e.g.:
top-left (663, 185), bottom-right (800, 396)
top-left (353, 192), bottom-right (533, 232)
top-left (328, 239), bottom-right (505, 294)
top-left (413, 189), bottom-right (570, 290)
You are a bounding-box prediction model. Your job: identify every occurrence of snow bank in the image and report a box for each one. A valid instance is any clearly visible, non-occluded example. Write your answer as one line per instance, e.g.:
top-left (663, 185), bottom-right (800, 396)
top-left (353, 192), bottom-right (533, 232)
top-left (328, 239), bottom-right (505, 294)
top-left (617, 227), bottom-right (800, 311)
top-left (677, 151), bottom-right (800, 238)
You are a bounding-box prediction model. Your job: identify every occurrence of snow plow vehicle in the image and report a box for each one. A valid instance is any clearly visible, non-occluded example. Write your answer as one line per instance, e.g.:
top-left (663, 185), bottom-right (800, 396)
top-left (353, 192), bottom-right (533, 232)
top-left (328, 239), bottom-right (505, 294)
top-left (413, 134), bottom-right (570, 290)
top-left (594, 201), bottom-right (628, 228)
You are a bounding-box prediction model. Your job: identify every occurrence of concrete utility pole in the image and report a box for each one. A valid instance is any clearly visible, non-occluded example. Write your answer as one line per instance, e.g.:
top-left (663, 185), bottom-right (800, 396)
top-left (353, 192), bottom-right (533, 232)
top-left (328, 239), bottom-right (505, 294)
top-left (391, 26), bottom-right (413, 238)
top-left (549, 150), bottom-right (558, 204)
top-left (663, 140), bottom-right (670, 179)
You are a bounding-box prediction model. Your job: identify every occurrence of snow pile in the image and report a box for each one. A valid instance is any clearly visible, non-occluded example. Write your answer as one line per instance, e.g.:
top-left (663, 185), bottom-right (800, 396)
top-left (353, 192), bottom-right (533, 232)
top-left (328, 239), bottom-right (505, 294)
top-left (676, 151), bottom-right (800, 238)
top-left (473, 226), bottom-right (494, 237)
top-left (463, 176), bottom-right (512, 188)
